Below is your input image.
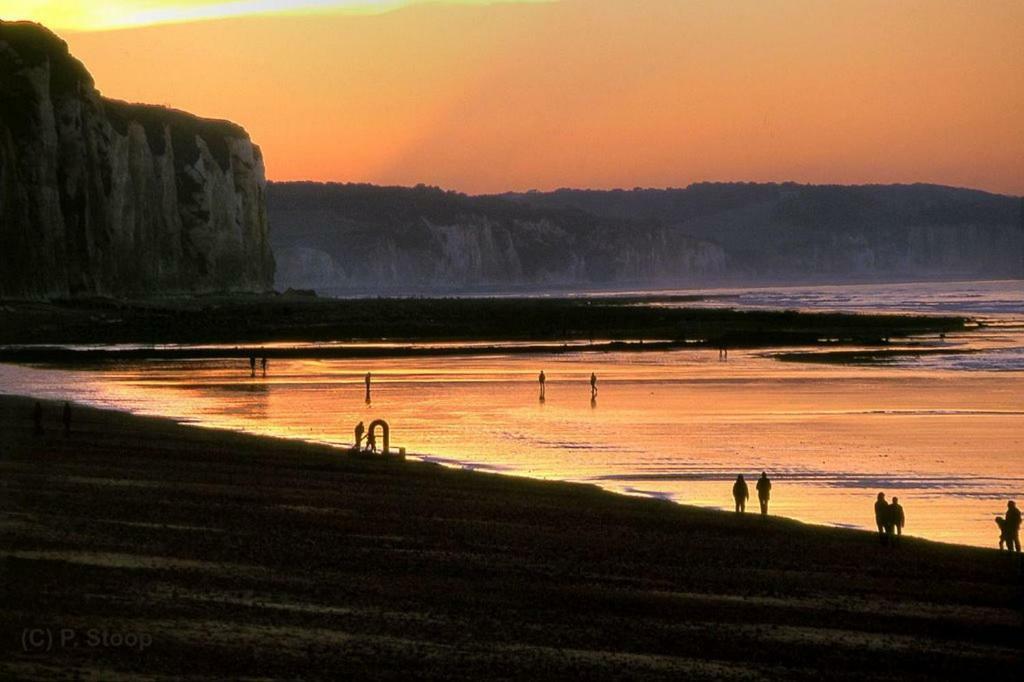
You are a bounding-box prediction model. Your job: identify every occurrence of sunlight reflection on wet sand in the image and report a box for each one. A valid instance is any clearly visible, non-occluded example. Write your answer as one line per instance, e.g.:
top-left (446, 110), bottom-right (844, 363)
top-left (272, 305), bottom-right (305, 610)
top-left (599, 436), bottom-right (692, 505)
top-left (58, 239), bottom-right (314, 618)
top-left (2, 280), bottom-right (1021, 548)
top-left (2, 346), bottom-right (1021, 548)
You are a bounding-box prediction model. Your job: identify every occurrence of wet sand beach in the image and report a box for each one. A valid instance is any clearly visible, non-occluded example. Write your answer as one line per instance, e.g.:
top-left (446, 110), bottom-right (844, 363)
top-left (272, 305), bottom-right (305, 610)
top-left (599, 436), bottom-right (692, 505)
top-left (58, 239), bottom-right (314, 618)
top-left (1, 396), bottom-right (1021, 680)
top-left (4, 344), bottom-right (1021, 548)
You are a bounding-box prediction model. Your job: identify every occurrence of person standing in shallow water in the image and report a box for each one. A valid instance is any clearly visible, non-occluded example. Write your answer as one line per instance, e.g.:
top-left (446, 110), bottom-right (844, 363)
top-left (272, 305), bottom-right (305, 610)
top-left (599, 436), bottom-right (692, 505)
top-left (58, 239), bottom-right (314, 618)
top-left (891, 497), bottom-right (905, 544)
top-left (538, 370), bottom-right (546, 401)
top-left (364, 372), bottom-right (372, 404)
top-left (756, 471), bottom-right (772, 517)
top-left (261, 356), bottom-right (268, 377)
top-left (732, 475), bottom-right (749, 513)
top-left (874, 492), bottom-right (891, 545)
top-left (590, 372), bottom-right (598, 398)
top-left (249, 355), bottom-right (256, 377)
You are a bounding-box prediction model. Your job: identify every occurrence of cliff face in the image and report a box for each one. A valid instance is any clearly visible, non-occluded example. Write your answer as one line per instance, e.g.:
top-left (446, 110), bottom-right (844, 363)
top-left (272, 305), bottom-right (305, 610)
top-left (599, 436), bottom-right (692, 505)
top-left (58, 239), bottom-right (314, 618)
top-left (501, 184), bottom-right (1024, 283)
top-left (268, 183), bottom-right (727, 294)
top-left (269, 181), bottom-right (1022, 295)
top-left (0, 22), bottom-right (274, 298)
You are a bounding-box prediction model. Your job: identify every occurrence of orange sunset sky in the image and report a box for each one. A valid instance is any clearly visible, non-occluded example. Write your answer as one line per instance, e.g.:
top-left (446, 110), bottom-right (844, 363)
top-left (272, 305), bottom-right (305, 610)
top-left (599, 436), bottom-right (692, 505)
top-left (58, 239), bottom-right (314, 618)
top-left (4, 1), bottom-right (1023, 195)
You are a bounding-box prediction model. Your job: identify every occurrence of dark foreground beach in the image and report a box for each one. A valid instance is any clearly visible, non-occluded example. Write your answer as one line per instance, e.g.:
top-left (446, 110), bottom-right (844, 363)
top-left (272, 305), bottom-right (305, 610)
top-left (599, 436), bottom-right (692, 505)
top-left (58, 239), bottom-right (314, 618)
top-left (1, 397), bottom-right (1021, 680)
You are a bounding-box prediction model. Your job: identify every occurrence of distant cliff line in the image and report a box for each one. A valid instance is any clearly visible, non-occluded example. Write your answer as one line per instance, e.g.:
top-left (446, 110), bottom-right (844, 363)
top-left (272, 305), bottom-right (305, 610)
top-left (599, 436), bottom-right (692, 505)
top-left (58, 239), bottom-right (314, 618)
top-left (0, 21), bottom-right (274, 299)
top-left (268, 181), bottom-right (1023, 295)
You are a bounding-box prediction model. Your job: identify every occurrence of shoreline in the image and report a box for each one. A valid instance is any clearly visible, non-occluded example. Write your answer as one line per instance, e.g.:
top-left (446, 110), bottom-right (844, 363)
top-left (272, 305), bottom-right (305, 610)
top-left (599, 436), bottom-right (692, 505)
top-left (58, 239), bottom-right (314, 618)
top-left (2, 394), bottom-right (1021, 678)
top-left (4, 391), bottom-right (1022, 544)
top-left (0, 384), bottom-right (1013, 552)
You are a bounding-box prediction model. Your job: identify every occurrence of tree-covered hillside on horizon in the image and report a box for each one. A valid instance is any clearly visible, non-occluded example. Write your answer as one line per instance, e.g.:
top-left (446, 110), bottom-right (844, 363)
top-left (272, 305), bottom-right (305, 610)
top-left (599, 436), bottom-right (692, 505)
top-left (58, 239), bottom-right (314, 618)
top-left (268, 183), bottom-right (726, 293)
top-left (268, 181), bottom-right (1023, 295)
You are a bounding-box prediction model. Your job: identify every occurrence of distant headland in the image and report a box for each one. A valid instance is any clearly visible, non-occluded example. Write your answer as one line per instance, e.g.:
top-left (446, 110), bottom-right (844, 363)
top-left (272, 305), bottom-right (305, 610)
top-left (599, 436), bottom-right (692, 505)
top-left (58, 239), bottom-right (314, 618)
top-left (269, 182), bottom-right (1023, 295)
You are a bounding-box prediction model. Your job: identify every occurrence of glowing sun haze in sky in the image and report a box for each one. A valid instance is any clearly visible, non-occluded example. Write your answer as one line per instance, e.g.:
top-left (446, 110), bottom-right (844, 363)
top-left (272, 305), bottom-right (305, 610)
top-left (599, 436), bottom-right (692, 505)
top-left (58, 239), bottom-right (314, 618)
top-left (2, 0), bottom-right (1022, 195)
top-left (3, 1), bottom-right (546, 30)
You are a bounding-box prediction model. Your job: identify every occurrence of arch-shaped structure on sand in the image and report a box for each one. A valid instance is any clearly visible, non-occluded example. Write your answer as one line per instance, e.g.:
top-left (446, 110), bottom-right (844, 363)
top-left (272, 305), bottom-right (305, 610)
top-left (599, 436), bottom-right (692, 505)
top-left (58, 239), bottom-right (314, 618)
top-left (368, 419), bottom-right (390, 455)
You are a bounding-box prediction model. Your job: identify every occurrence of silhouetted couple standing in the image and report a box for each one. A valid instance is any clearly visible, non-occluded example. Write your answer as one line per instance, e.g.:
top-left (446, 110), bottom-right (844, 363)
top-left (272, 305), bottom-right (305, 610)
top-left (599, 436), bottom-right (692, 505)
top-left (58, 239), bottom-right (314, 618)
top-left (30, 401), bottom-right (71, 436)
top-left (996, 500), bottom-right (1021, 552)
top-left (733, 472), bottom-right (772, 516)
top-left (353, 420), bottom-right (377, 452)
top-left (874, 493), bottom-right (906, 546)
top-left (247, 355), bottom-right (268, 377)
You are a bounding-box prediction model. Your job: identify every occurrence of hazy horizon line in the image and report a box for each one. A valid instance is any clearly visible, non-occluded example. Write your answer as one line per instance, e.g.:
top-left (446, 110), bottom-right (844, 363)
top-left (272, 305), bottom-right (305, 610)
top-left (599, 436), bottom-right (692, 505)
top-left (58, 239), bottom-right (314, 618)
top-left (264, 178), bottom-right (1024, 200)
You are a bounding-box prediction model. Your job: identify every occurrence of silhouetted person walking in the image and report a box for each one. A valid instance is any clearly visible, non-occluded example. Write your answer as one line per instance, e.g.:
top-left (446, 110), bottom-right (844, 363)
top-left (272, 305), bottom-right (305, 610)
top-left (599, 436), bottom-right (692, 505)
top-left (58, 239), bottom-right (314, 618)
top-left (354, 421), bottom-right (365, 451)
top-left (875, 492), bottom-right (891, 545)
top-left (1005, 501), bottom-right (1021, 553)
top-left (756, 471), bottom-right (772, 516)
top-left (249, 355), bottom-right (256, 377)
top-left (364, 372), bottom-right (372, 404)
top-left (539, 370), bottom-right (546, 401)
top-left (261, 357), bottom-right (268, 376)
top-left (891, 497), bottom-right (905, 544)
top-left (590, 372), bottom-right (598, 398)
top-left (62, 401), bottom-right (72, 436)
top-left (733, 474), bottom-right (749, 513)
top-left (366, 428), bottom-right (377, 454)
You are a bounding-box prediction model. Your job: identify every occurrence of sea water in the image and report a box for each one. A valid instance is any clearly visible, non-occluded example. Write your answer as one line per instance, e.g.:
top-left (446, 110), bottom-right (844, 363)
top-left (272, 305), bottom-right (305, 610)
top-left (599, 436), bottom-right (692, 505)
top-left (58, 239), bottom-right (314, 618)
top-left (2, 280), bottom-right (1021, 548)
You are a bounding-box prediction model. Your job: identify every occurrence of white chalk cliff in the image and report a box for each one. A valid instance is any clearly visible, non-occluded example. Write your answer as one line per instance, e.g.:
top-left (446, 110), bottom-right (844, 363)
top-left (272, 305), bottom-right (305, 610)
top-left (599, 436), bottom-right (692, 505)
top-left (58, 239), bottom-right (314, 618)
top-left (0, 21), bottom-right (274, 298)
